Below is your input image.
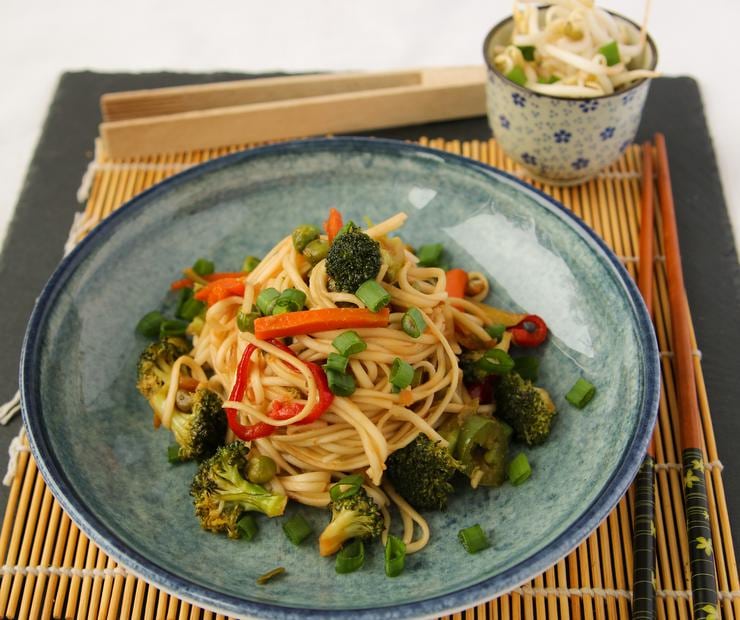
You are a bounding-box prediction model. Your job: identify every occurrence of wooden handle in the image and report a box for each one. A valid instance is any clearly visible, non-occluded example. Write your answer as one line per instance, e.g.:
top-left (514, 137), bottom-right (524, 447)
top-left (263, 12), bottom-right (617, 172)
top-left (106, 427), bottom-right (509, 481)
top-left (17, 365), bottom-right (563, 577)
top-left (632, 455), bottom-right (657, 620)
top-left (99, 66), bottom-right (487, 157)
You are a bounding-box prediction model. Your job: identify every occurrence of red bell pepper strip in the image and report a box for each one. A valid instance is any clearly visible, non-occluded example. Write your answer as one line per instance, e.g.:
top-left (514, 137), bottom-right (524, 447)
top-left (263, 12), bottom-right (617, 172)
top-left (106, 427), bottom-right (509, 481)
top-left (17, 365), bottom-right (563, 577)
top-left (225, 340), bottom-right (334, 441)
top-left (510, 314), bottom-right (548, 347)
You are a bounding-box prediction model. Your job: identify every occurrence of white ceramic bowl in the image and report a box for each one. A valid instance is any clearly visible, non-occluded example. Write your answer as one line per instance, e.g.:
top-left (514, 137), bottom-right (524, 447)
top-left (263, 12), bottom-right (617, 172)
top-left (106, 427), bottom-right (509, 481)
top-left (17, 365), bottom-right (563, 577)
top-left (483, 12), bottom-right (658, 185)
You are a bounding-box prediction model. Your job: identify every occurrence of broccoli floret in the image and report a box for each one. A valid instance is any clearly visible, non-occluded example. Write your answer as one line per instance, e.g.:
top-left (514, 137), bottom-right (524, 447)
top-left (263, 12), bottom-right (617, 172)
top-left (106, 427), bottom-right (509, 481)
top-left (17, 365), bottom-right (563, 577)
top-left (190, 442), bottom-right (287, 538)
top-left (318, 486), bottom-right (383, 556)
top-left (170, 388), bottom-right (227, 462)
top-left (385, 434), bottom-right (463, 510)
top-left (495, 372), bottom-right (557, 446)
top-left (136, 337), bottom-right (189, 422)
top-left (325, 224), bottom-right (381, 293)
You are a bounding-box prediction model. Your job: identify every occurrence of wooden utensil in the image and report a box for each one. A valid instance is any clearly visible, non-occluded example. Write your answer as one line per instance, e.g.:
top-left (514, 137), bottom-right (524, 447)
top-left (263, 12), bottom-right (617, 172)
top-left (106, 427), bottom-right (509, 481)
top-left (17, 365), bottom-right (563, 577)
top-left (654, 132), bottom-right (719, 618)
top-left (99, 67), bottom-right (486, 157)
top-left (632, 142), bottom-right (657, 620)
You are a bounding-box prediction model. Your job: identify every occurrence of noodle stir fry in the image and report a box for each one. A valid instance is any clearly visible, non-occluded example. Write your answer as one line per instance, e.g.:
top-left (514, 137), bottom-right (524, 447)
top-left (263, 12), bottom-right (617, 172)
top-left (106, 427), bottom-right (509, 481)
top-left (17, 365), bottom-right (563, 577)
top-left (491, 0), bottom-right (658, 97)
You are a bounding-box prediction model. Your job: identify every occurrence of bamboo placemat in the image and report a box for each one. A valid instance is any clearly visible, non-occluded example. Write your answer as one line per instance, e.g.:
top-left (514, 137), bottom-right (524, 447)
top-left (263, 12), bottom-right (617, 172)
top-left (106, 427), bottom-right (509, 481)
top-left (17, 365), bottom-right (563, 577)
top-left (2, 137), bottom-right (739, 620)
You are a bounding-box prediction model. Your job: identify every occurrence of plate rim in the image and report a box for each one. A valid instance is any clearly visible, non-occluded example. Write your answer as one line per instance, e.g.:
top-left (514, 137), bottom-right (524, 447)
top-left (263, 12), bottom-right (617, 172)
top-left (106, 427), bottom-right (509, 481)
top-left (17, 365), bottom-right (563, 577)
top-left (20, 136), bottom-right (660, 619)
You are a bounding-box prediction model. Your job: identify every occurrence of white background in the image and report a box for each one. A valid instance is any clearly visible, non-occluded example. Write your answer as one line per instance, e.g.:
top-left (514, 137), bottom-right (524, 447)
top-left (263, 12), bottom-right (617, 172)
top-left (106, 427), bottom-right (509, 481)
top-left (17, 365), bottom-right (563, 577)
top-left (1, 0), bottom-right (739, 254)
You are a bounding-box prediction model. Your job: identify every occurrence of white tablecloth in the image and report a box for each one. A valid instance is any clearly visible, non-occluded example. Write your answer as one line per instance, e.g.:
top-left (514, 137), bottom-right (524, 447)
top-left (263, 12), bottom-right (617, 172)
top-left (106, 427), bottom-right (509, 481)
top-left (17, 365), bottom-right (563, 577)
top-left (1, 0), bottom-right (738, 253)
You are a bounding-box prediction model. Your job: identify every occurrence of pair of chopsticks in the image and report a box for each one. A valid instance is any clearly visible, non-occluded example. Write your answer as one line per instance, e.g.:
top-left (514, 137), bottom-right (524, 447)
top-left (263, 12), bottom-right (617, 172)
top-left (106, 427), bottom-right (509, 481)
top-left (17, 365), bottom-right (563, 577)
top-left (98, 67), bottom-right (486, 158)
top-left (631, 134), bottom-right (719, 619)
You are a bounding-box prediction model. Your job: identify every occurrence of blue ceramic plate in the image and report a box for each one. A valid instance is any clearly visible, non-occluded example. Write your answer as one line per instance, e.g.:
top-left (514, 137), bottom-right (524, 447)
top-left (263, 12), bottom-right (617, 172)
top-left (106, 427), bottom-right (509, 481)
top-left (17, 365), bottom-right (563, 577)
top-left (21, 138), bottom-right (659, 619)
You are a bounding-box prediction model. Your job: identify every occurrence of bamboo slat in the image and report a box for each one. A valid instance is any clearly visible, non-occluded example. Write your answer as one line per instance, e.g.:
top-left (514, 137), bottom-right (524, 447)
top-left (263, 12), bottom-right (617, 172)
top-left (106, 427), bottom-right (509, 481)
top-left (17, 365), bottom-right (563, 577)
top-left (1, 138), bottom-right (738, 619)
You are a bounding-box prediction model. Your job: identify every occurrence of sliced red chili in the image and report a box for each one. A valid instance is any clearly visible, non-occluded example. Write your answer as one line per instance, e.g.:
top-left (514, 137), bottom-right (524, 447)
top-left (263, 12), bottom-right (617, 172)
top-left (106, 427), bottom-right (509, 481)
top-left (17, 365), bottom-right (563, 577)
top-left (510, 314), bottom-right (548, 347)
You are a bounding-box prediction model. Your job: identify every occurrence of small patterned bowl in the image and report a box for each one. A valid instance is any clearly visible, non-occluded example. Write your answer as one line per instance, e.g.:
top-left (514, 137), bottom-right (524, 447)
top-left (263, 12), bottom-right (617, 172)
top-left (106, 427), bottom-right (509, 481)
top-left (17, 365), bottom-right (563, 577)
top-left (483, 12), bottom-right (658, 185)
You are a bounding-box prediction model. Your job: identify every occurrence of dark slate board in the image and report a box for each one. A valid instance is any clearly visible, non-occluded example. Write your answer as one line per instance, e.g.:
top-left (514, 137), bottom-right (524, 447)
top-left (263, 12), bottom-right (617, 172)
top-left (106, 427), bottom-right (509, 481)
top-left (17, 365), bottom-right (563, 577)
top-left (1, 73), bottom-right (738, 561)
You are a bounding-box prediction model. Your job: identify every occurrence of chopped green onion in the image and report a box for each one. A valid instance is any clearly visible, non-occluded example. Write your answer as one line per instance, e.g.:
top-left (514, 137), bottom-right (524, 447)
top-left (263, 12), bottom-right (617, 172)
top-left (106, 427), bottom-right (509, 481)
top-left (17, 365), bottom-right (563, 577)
top-left (411, 367), bottom-right (424, 388)
top-left (326, 369), bottom-right (356, 396)
top-left (271, 299), bottom-right (299, 315)
top-left (256, 567), bottom-right (285, 585)
top-left (518, 45), bottom-right (536, 61)
top-left (508, 452), bottom-right (532, 486)
top-left (167, 444), bottom-right (181, 464)
top-left (136, 311), bottom-right (165, 338)
top-left (237, 514), bottom-right (258, 540)
top-left (458, 524), bottom-right (490, 554)
top-left (236, 311), bottom-right (259, 333)
top-left (332, 330), bottom-right (367, 356)
top-left (335, 539), bottom-right (365, 574)
top-left (175, 286), bottom-right (193, 314)
top-left (384, 535), bottom-right (406, 577)
top-left (246, 455), bottom-right (277, 484)
top-left (506, 65), bottom-right (527, 86)
top-left (277, 288), bottom-right (306, 310)
top-left (355, 280), bottom-right (391, 312)
top-left (303, 239), bottom-right (329, 265)
top-left (179, 298), bottom-right (206, 321)
top-left (192, 258), bottom-right (214, 276)
top-left (416, 243), bottom-right (444, 267)
top-left (390, 358), bottom-right (414, 389)
top-left (402, 307), bottom-right (426, 338)
top-left (256, 287), bottom-right (280, 315)
top-left (330, 474), bottom-right (364, 501)
top-left (537, 75), bottom-right (560, 84)
top-left (159, 319), bottom-right (188, 338)
top-left (242, 255), bottom-right (260, 272)
top-left (282, 514), bottom-right (313, 545)
top-left (292, 224), bottom-right (321, 252)
top-left (566, 377), bottom-right (596, 408)
top-left (475, 348), bottom-right (515, 375)
top-left (324, 353), bottom-right (349, 374)
top-left (598, 40), bottom-right (621, 66)
top-left (484, 323), bottom-right (506, 340)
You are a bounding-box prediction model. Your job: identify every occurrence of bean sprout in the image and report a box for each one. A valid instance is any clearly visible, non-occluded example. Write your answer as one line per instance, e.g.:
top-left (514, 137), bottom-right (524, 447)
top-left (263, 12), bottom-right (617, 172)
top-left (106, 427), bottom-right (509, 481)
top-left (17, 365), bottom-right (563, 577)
top-left (491, 0), bottom-right (658, 98)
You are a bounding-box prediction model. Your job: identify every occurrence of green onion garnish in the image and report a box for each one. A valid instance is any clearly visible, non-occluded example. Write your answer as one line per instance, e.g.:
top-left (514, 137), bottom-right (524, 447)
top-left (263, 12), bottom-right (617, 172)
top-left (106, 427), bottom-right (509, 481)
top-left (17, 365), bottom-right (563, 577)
top-left (292, 224), bottom-right (321, 252)
top-left (136, 310), bottom-right (165, 338)
top-left (518, 45), bottom-right (536, 61)
top-left (475, 348), bottom-right (515, 375)
top-left (256, 567), bottom-right (285, 585)
top-left (416, 243), bottom-right (444, 268)
top-left (282, 514), bottom-right (313, 545)
top-left (178, 298), bottom-right (206, 321)
top-left (326, 369), bottom-right (356, 397)
top-left (458, 524), bottom-right (491, 554)
top-left (271, 299), bottom-right (298, 315)
top-left (335, 539), bottom-right (365, 574)
top-left (332, 330), bottom-right (367, 356)
top-left (167, 444), bottom-right (181, 464)
top-left (508, 452), bottom-right (532, 486)
top-left (242, 255), bottom-right (260, 273)
top-left (485, 324), bottom-right (506, 340)
top-left (506, 65), bottom-right (527, 86)
top-left (411, 367), bottom-right (424, 388)
top-left (237, 514), bottom-right (258, 540)
top-left (256, 287), bottom-right (280, 315)
top-left (384, 535), bottom-right (406, 577)
top-left (390, 358), bottom-right (414, 390)
top-left (277, 288), bottom-right (306, 310)
top-left (401, 307), bottom-right (426, 338)
top-left (192, 258), bottom-right (214, 276)
top-left (537, 75), bottom-right (560, 84)
top-left (566, 377), bottom-right (596, 408)
top-left (330, 474), bottom-right (364, 501)
top-left (598, 40), bottom-right (621, 66)
top-left (513, 356), bottom-right (539, 381)
top-left (303, 239), bottom-right (329, 265)
top-left (355, 280), bottom-right (391, 312)
top-left (236, 311), bottom-right (259, 333)
top-left (324, 353), bottom-right (349, 374)
top-left (159, 319), bottom-right (188, 338)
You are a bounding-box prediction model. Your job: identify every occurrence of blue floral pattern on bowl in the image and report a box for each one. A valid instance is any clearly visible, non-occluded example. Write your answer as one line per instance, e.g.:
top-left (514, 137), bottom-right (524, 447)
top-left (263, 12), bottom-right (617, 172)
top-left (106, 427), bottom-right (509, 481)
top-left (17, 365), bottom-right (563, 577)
top-left (483, 11), bottom-right (657, 184)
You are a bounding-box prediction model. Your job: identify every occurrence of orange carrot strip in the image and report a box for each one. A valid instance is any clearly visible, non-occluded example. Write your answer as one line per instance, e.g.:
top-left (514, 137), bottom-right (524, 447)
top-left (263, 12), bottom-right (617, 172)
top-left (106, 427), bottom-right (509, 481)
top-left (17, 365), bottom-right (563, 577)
top-left (194, 277), bottom-right (245, 305)
top-left (445, 269), bottom-right (469, 298)
top-left (254, 307), bottom-right (390, 340)
top-left (170, 278), bottom-right (194, 291)
top-left (323, 207), bottom-right (343, 243)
